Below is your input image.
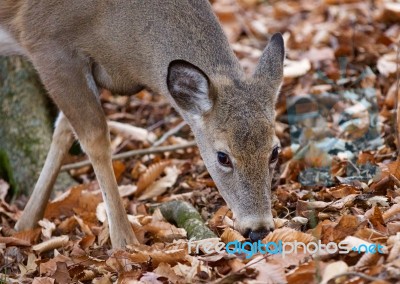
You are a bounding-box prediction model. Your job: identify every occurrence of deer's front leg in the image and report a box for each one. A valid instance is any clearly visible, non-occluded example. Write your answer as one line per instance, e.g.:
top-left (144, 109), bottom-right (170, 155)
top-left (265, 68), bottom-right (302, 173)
top-left (28, 47), bottom-right (138, 248)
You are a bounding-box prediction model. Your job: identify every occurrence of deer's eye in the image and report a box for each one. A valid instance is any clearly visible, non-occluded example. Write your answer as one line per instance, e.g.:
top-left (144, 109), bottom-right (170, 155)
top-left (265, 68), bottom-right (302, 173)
top-left (217, 152), bottom-right (232, 167)
top-left (270, 146), bottom-right (280, 164)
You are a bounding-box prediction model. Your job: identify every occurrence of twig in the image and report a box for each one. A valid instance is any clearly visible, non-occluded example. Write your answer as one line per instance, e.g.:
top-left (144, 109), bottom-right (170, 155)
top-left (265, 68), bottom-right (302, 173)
top-left (60, 141), bottom-right (197, 171)
top-left (152, 121), bottom-right (187, 147)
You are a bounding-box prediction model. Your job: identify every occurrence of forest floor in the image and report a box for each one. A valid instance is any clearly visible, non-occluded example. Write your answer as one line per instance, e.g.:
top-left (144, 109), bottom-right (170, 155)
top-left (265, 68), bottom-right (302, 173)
top-left (1, 0), bottom-right (400, 283)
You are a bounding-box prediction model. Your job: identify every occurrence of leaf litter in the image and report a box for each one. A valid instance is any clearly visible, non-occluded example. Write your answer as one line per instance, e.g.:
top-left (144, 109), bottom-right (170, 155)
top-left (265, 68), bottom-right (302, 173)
top-left (1, 0), bottom-right (400, 283)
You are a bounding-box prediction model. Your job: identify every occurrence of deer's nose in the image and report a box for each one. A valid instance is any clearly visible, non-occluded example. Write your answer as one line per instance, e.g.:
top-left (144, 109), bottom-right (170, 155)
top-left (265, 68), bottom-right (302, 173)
top-left (247, 228), bottom-right (272, 242)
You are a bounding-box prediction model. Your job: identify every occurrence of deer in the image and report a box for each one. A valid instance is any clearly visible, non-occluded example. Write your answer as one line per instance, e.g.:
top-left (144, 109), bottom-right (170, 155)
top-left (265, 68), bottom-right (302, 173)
top-left (0, 0), bottom-right (284, 248)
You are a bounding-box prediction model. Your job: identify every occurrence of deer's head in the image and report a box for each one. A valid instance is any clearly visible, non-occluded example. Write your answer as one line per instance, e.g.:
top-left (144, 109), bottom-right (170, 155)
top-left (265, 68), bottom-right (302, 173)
top-left (167, 33), bottom-right (284, 241)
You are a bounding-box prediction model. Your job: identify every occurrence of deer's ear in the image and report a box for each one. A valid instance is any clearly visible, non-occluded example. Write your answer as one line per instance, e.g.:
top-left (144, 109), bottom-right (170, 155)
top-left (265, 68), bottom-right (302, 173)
top-left (167, 60), bottom-right (212, 118)
top-left (254, 33), bottom-right (285, 87)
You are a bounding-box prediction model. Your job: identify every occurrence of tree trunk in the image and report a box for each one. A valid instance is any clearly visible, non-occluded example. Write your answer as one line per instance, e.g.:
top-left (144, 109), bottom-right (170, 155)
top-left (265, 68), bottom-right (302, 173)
top-left (0, 56), bottom-right (75, 196)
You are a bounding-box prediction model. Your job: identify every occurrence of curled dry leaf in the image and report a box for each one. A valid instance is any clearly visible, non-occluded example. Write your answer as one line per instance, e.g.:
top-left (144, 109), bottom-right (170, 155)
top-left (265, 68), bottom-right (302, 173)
top-left (136, 160), bottom-right (172, 197)
top-left (32, 235), bottom-right (69, 254)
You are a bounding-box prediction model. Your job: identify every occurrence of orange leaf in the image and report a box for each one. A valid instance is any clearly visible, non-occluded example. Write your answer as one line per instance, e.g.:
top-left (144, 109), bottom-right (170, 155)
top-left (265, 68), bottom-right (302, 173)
top-left (136, 160), bottom-right (172, 197)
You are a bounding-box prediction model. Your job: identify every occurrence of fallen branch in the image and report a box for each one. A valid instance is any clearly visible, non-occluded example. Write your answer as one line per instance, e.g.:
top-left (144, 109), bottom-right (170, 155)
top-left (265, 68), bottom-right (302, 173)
top-left (159, 200), bottom-right (217, 240)
top-left (61, 141), bottom-right (197, 171)
top-left (152, 121), bottom-right (187, 147)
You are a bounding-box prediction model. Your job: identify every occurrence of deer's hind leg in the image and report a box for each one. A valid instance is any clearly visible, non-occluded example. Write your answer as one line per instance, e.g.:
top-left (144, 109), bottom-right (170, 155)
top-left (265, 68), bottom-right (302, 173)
top-left (15, 113), bottom-right (74, 231)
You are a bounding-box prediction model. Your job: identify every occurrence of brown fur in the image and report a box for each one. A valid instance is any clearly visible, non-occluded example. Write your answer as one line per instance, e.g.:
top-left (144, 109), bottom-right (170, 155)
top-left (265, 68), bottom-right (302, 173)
top-left (1, 0), bottom-right (284, 247)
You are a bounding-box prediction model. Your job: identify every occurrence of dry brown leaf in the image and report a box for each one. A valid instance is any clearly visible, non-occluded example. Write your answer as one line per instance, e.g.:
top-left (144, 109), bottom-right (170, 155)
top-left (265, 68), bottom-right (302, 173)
top-left (138, 166), bottom-right (180, 200)
top-left (382, 203), bottom-right (400, 222)
top-left (387, 237), bottom-right (400, 263)
top-left (369, 206), bottom-right (386, 232)
top-left (327, 184), bottom-right (360, 199)
top-left (142, 220), bottom-right (186, 242)
top-left (74, 215), bottom-right (94, 236)
top-left (0, 236), bottom-right (31, 246)
top-left (32, 277), bottom-right (55, 284)
top-left (18, 253), bottom-right (37, 278)
top-left (112, 160), bottom-right (126, 182)
top-left (32, 235), bottom-right (69, 254)
top-left (79, 235), bottom-right (96, 250)
top-left (12, 228), bottom-right (41, 244)
top-left (44, 185), bottom-right (102, 220)
top-left (39, 253), bottom-right (73, 275)
top-left (92, 275), bottom-right (112, 284)
top-left (57, 216), bottom-right (78, 234)
top-left (380, 2), bottom-right (400, 23)
top-left (130, 246), bottom-right (187, 267)
top-left (154, 262), bottom-right (185, 284)
top-left (263, 228), bottom-right (315, 244)
top-left (355, 252), bottom-right (383, 268)
top-left (106, 250), bottom-right (134, 273)
top-left (173, 257), bottom-right (212, 283)
top-left (139, 272), bottom-right (164, 284)
top-left (136, 160), bottom-right (172, 197)
top-left (321, 215), bottom-right (360, 243)
top-left (247, 256), bottom-right (287, 284)
top-left (321, 261), bottom-right (348, 284)
top-left (118, 185), bottom-right (137, 197)
top-left (38, 219), bottom-right (56, 240)
top-left (220, 227), bottom-right (245, 243)
top-left (286, 261), bottom-right (317, 284)
top-left (209, 206), bottom-right (233, 229)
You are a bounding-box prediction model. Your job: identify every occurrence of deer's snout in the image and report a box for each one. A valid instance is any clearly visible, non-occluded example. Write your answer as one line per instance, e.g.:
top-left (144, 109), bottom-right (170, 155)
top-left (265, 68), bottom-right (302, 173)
top-left (244, 225), bottom-right (274, 242)
top-left (236, 215), bottom-right (275, 242)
